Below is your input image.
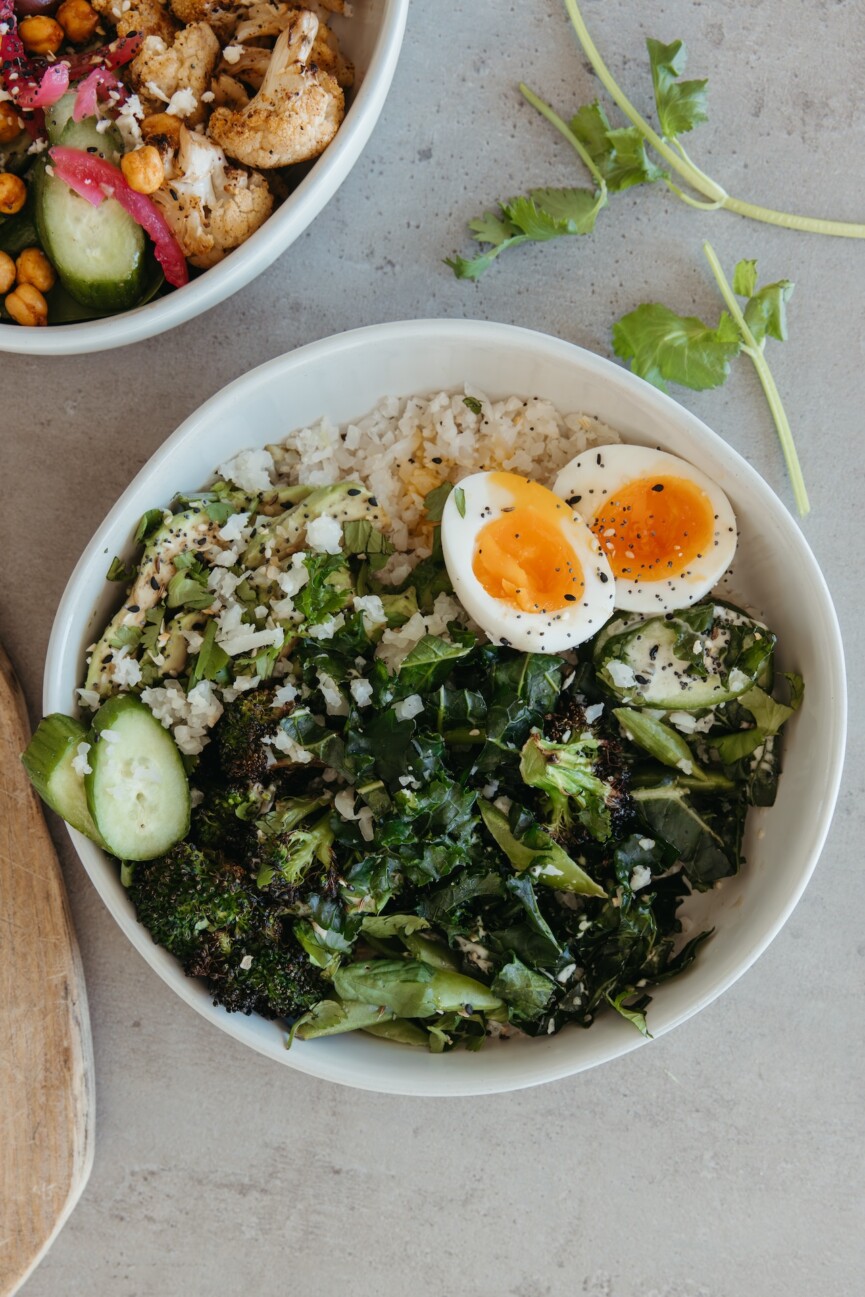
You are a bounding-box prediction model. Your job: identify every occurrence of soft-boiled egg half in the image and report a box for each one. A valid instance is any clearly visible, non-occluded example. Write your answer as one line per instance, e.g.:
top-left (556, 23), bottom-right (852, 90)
top-left (552, 445), bottom-right (737, 613)
top-left (440, 472), bottom-right (615, 652)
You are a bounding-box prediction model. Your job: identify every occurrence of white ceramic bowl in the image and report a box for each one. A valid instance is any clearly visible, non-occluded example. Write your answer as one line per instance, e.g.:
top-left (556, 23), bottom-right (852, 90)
top-left (44, 320), bottom-right (847, 1095)
top-left (0, 0), bottom-right (408, 357)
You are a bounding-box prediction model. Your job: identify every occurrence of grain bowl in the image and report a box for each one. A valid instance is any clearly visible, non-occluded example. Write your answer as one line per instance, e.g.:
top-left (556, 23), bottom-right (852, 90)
top-left (43, 319), bottom-right (846, 1094)
top-left (0, 0), bottom-right (409, 354)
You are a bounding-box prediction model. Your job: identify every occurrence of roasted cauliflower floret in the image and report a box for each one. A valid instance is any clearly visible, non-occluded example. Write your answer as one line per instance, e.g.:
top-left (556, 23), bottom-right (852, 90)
top-left (208, 9), bottom-right (343, 169)
top-left (169, 0), bottom-right (237, 41)
top-left (217, 43), bottom-right (271, 92)
top-left (209, 71), bottom-right (251, 109)
top-left (152, 124), bottom-right (273, 268)
top-left (233, 2), bottom-right (354, 88)
top-left (131, 21), bottom-right (221, 125)
top-left (91, 0), bottom-right (178, 43)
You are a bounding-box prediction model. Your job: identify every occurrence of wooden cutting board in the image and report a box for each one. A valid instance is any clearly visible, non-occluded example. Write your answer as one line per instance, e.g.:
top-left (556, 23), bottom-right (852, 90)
top-left (0, 644), bottom-right (95, 1297)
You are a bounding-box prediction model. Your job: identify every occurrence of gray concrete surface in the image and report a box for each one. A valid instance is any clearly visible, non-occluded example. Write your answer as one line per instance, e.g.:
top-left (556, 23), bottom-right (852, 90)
top-left (2, 2), bottom-right (863, 1293)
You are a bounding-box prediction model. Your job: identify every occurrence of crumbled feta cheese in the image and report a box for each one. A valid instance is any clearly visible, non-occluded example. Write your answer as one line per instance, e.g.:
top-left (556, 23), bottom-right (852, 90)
top-left (141, 679), bottom-right (223, 755)
top-left (277, 553), bottom-right (311, 597)
top-left (272, 681), bottom-right (298, 707)
top-left (630, 864), bottom-right (653, 891)
top-left (218, 511), bottom-right (251, 544)
top-left (607, 660), bottom-right (637, 689)
top-left (165, 87), bottom-right (197, 117)
top-left (556, 963), bottom-right (576, 984)
top-left (353, 594), bottom-right (386, 630)
top-left (239, 954), bottom-right (254, 971)
top-left (349, 678), bottom-right (373, 707)
top-left (217, 447), bottom-right (274, 495)
top-left (217, 626), bottom-right (284, 657)
top-left (190, 788), bottom-right (205, 808)
top-left (305, 613), bottom-right (345, 640)
top-left (114, 93), bottom-right (144, 151)
top-left (305, 513), bottom-right (343, 554)
top-left (76, 688), bottom-right (101, 712)
top-left (584, 702), bottom-right (604, 723)
top-left (201, 90), bottom-right (215, 103)
top-left (112, 648), bottom-right (142, 688)
top-left (267, 728), bottom-right (312, 764)
top-left (27, 137), bottom-right (48, 155)
top-left (317, 670), bottom-right (348, 716)
top-left (71, 742), bottom-right (92, 777)
top-left (220, 674), bottom-right (261, 703)
top-left (222, 43), bottom-right (243, 63)
top-left (394, 693), bottom-right (424, 721)
top-left (638, 837), bottom-right (655, 851)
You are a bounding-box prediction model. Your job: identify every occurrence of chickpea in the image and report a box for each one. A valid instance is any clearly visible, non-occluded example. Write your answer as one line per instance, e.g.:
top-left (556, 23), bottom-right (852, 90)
top-left (0, 102), bottom-right (23, 145)
top-left (16, 247), bottom-right (56, 294)
top-left (120, 145), bottom-right (165, 195)
top-left (0, 251), bottom-right (16, 295)
top-left (141, 113), bottom-right (182, 145)
top-left (55, 0), bottom-right (100, 45)
top-left (18, 15), bottom-right (65, 57)
top-left (5, 282), bottom-right (48, 327)
top-left (0, 173), bottom-right (27, 216)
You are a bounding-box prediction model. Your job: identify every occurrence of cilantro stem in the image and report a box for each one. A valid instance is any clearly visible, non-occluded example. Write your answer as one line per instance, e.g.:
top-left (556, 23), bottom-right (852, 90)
top-left (564, 0), bottom-right (865, 240)
top-left (702, 242), bottom-right (810, 516)
top-left (519, 82), bottom-right (607, 196)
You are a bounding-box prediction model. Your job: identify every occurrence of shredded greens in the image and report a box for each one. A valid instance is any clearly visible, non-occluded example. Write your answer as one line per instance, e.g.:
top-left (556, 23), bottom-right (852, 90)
top-left (102, 481), bottom-right (801, 1052)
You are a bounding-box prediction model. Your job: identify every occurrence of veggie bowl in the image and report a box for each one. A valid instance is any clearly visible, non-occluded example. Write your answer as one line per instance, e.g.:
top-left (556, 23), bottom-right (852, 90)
top-left (0, 0), bottom-right (408, 354)
top-left (41, 320), bottom-right (846, 1094)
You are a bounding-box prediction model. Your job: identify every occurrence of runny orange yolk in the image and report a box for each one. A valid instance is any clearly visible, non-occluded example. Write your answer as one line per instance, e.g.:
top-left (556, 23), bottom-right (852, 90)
top-left (589, 474), bottom-right (715, 581)
top-left (472, 473), bottom-right (585, 613)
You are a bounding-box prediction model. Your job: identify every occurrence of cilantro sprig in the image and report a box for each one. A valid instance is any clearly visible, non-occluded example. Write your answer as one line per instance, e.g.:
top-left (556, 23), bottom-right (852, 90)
top-left (448, 2), bottom-right (865, 278)
top-left (613, 243), bottom-right (809, 516)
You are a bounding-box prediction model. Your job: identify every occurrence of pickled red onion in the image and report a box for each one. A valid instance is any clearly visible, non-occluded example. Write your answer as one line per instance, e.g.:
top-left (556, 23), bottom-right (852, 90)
top-left (49, 147), bottom-right (189, 288)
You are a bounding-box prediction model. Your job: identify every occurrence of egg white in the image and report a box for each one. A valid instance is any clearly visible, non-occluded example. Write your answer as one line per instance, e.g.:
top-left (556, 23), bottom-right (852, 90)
top-left (552, 445), bottom-right (737, 613)
top-left (440, 472), bottom-right (615, 653)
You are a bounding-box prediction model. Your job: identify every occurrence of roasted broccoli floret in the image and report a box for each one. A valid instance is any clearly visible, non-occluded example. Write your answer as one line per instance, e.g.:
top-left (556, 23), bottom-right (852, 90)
top-left (187, 926), bottom-right (326, 1018)
top-left (128, 841), bottom-right (258, 962)
top-left (215, 687), bottom-right (293, 782)
top-left (127, 841), bottom-right (325, 1019)
top-left (193, 780), bottom-right (275, 852)
top-left (519, 697), bottom-right (630, 847)
top-left (253, 809), bottom-right (336, 901)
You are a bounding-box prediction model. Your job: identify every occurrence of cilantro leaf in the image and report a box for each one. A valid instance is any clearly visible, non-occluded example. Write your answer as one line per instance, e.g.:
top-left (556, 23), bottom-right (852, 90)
top-left (743, 278), bottom-right (794, 345)
top-left (732, 259), bottom-right (758, 297)
top-left (511, 187), bottom-right (601, 235)
top-left (446, 187), bottom-right (601, 280)
top-left (612, 302), bottom-right (741, 391)
top-left (570, 102), bottom-right (667, 192)
top-left (646, 38), bottom-right (709, 138)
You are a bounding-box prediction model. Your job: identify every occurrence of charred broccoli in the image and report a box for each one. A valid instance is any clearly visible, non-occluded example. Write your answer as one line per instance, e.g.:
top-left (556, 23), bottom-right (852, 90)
top-left (127, 841), bottom-right (325, 1019)
top-left (193, 781), bottom-right (275, 852)
top-left (215, 687), bottom-right (294, 782)
top-left (519, 697), bottom-right (630, 847)
top-left (253, 807), bottom-right (336, 900)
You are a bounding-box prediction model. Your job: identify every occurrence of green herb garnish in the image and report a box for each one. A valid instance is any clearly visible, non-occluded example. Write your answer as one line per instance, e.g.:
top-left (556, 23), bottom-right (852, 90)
top-left (613, 244), bottom-right (808, 515)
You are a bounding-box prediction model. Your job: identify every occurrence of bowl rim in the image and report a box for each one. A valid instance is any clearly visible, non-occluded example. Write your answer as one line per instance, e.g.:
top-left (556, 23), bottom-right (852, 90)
top-left (43, 318), bottom-right (848, 1095)
top-left (0, 0), bottom-right (410, 357)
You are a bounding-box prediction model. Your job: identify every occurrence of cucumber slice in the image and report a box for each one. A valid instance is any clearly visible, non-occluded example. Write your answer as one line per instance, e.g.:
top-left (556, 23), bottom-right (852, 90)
top-left (33, 113), bottom-right (146, 313)
top-left (21, 714), bottom-right (105, 845)
top-left (85, 695), bottom-right (190, 861)
top-left (593, 603), bottom-right (775, 712)
top-left (45, 92), bottom-right (80, 146)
